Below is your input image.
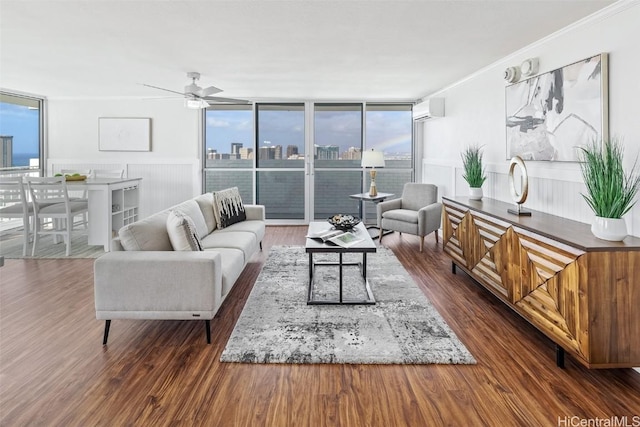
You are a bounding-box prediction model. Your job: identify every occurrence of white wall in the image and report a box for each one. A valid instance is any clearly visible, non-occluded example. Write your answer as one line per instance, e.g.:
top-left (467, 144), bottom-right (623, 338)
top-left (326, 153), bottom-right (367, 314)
top-left (421, 2), bottom-right (640, 237)
top-left (47, 98), bottom-right (201, 217)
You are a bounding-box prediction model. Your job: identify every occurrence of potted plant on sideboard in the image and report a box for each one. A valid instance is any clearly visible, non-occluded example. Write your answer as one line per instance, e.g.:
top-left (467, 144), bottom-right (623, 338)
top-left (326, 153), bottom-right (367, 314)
top-left (461, 144), bottom-right (487, 201)
top-left (578, 138), bottom-right (640, 241)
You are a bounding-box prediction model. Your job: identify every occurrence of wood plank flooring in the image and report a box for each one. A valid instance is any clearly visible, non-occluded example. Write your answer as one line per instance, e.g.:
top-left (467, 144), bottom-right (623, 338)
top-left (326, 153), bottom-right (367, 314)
top-left (1, 226), bottom-right (639, 426)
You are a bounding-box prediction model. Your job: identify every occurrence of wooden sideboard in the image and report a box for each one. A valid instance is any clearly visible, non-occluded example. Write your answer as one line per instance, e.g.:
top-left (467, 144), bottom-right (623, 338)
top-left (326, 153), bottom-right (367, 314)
top-left (441, 196), bottom-right (640, 369)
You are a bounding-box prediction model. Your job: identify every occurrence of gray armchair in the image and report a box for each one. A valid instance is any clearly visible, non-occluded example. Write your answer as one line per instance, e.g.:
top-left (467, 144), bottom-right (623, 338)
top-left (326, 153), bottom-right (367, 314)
top-left (377, 183), bottom-right (442, 252)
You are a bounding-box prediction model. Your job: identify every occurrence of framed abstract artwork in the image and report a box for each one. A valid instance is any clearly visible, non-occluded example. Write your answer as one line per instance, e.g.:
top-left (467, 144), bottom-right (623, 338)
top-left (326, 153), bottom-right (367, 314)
top-left (505, 53), bottom-right (608, 162)
top-left (99, 117), bottom-right (151, 152)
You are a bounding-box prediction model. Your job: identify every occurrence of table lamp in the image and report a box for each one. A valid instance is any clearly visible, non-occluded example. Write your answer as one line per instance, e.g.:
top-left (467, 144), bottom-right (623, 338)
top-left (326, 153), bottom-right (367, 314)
top-left (361, 149), bottom-right (385, 197)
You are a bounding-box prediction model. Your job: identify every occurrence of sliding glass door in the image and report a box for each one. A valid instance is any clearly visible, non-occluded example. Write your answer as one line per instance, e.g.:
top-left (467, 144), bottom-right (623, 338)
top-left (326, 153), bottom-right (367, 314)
top-left (255, 103), bottom-right (306, 220)
top-left (312, 104), bottom-right (362, 220)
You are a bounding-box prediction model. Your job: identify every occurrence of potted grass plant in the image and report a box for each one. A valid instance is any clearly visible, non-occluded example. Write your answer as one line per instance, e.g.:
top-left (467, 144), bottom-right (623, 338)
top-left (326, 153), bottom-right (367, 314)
top-left (578, 138), bottom-right (640, 241)
top-left (461, 145), bottom-right (487, 201)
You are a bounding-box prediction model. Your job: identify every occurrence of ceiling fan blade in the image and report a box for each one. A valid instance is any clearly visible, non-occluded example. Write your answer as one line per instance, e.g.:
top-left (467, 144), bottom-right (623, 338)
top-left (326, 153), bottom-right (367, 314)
top-left (199, 85), bottom-right (223, 97)
top-left (141, 96), bottom-right (182, 100)
top-left (141, 83), bottom-right (186, 96)
top-left (203, 96), bottom-right (251, 104)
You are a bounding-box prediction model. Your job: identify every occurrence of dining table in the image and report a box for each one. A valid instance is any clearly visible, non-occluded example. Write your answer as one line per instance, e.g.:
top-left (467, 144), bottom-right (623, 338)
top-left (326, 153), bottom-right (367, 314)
top-left (66, 177), bottom-right (142, 251)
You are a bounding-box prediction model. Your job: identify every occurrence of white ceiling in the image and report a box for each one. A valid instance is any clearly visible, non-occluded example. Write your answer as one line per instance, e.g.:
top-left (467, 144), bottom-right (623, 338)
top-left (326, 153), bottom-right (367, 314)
top-left (0, 0), bottom-right (615, 102)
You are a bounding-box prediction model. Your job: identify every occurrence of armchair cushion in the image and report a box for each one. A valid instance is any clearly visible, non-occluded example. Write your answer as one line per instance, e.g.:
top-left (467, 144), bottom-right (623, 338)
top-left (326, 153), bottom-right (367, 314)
top-left (382, 209), bottom-right (418, 224)
top-left (401, 183), bottom-right (438, 211)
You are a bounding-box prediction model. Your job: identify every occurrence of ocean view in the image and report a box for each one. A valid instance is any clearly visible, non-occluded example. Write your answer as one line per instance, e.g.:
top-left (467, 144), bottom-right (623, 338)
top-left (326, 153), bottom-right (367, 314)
top-left (11, 153), bottom-right (38, 167)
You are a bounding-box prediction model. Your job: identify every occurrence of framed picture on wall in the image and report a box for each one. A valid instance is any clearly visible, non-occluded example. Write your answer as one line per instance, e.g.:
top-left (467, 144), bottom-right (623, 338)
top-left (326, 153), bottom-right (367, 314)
top-left (505, 53), bottom-right (608, 162)
top-left (99, 117), bottom-right (151, 151)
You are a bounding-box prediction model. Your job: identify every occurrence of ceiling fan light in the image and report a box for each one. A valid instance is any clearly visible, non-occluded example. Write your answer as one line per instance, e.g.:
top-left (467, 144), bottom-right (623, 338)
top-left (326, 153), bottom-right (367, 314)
top-left (185, 98), bottom-right (208, 109)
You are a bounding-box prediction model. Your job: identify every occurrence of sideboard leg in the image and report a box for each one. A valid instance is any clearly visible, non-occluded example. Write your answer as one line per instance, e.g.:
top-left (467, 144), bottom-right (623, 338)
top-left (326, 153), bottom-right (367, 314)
top-left (451, 262), bottom-right (457, 274)
top-left (556, 345), bottom-right (565, 368)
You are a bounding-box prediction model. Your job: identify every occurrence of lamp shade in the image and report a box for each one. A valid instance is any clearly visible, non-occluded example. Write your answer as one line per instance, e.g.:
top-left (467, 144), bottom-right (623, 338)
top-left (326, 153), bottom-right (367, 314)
top-left (361, 150), bottom-right (385, 168)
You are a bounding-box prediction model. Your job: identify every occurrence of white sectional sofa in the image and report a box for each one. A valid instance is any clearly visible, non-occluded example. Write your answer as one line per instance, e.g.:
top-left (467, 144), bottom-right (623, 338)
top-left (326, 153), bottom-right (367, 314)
top-left (94, 192), bottom-right (265, 345)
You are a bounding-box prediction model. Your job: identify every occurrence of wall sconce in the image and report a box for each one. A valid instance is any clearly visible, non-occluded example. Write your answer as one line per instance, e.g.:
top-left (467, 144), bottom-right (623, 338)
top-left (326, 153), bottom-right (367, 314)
top-left (504, 66), bottom-right (521, 83)
top-left (504, 58), bottom-right (539, 83)
top-left (520, 58), bottom-right (539, 77)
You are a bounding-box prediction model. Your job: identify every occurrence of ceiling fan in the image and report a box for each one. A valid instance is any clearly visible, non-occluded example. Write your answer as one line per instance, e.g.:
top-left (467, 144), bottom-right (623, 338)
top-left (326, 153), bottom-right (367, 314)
top-left (142, 72), bottom-right (250, 108)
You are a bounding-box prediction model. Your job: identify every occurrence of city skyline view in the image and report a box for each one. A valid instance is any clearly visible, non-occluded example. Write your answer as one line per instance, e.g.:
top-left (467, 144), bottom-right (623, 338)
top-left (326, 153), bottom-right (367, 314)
top-left (205, 106), bottom-right (412, 161)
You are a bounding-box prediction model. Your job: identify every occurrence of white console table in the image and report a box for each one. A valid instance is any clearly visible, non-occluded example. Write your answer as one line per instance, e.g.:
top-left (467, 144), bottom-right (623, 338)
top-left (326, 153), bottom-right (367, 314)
top-left (67, 178), bottom-right (141, 251)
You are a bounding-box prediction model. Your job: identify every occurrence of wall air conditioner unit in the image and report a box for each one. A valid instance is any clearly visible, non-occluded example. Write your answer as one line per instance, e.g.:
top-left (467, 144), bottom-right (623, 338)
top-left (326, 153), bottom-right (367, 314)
top-left (412, 97), bottom-right (444, 121)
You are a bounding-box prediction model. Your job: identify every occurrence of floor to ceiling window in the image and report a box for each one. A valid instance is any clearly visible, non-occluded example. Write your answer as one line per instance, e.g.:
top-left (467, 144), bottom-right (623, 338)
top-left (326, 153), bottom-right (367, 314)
top-left (0, 92), bottom-right (43, 173)
top-left (363, 104), bottom-right (413, 221)
top-left (0, 92), bottom-right (44, 232)
top-left (203, 104), bottom-right (254, 203)
top-left (255, 103), bottom-right (306, 220)
top-left (313, 104), bottom-right (363, 219)
top-left (203, 102), bottom-right (413, 223)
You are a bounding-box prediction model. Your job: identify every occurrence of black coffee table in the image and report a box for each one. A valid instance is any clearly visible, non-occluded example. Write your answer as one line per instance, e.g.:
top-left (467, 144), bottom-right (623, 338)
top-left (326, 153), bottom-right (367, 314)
top-left (305, 221), bottom-right (376, 305)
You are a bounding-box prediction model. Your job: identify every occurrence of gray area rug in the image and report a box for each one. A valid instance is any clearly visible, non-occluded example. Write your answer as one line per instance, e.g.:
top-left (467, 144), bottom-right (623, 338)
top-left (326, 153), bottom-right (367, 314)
top-left (0, 230), bottom-right (104, 259)
top-left (221, 246), bottom-right (476, 365)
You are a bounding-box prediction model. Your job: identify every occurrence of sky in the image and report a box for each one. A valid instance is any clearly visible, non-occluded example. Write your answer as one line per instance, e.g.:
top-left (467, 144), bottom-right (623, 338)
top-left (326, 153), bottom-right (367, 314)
top-left (0, 102), bottom-right (40, 157)
top-left (205, 108), bottom-right (412, 157)
top-left (0, 102), bottom-right (40, 154)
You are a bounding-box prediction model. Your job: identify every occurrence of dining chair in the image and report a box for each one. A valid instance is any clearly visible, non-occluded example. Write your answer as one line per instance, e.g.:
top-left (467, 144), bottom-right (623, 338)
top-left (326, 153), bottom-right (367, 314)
top-left (0, 176), bottom-right (34, 256)
top-left (26, 176), bottom-right (89, 256)
top-left (60, 168), bottom-right (91, 228)
top-left (93, 169), bottom-right (124, 179)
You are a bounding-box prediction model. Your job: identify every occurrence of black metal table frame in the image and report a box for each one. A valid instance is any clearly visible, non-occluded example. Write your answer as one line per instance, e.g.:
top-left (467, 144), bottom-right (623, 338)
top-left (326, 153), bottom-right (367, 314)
top-left (307, 251), bottom-right (376, 305)
top-left (348, 192), bottom-right (395, 240)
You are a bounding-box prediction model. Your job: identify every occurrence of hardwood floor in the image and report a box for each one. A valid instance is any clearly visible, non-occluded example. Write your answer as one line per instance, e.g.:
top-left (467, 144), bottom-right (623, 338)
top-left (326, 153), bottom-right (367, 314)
top-left (1, 226), bottom-right (638, 426)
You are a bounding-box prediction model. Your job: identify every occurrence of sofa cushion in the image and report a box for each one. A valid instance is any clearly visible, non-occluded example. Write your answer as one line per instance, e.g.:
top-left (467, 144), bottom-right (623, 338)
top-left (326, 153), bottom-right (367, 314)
top-left (204, 247), bottom-right (245, 297)
top-left (217, 220), bottom-right (265, 244)
top-left (213, 187), bottom-right (246, 229)
top-left (119, 210), bottom-right (172, 251)
top-left (200, 231), bottom-right (257, 262)
top-left (194, 193), bottom-right (217, 233)
top-left (173, 199), bottom-right (209, 239)
top-left (166, 210), bottom-right (203, 251)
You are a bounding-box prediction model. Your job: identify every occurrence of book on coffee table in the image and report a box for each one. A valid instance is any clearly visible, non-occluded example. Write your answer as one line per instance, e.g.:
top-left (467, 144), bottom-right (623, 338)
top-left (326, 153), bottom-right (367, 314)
top-left (327, 231), bottom-right (364, 248)
top-left (306, 228), bottom-right (364, 248)
top-left (306, 228), bottom-right (343, 242)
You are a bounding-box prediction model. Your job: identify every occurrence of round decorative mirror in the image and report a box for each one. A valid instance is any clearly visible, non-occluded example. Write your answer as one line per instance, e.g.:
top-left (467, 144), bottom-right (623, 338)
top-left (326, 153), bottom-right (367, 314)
top-left (507, 156), bottom-right (531, 216)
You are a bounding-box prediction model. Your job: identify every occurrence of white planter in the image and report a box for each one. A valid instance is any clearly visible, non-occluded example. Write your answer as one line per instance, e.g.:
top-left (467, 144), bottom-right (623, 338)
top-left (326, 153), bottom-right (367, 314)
top-left (469, 187), bottom-right (483, 201)
top-left (591, 216), bottom-right (627, 241)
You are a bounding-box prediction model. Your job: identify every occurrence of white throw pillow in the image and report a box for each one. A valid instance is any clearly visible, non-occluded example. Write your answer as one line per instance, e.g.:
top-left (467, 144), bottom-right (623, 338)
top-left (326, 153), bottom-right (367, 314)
top-left (166, 210), bottom-right (203, 251)
top-left (213, 187), bottom-right (246, 229)
top-left (173, 199), bottom-right (209, 239)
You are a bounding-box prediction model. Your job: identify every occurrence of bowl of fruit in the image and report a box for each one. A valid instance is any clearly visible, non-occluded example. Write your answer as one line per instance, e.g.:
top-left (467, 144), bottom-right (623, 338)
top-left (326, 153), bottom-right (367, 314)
top-left (327, 214), bottom-right (361, 231)
top-left (54, 173), bottom-right (87, 181)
